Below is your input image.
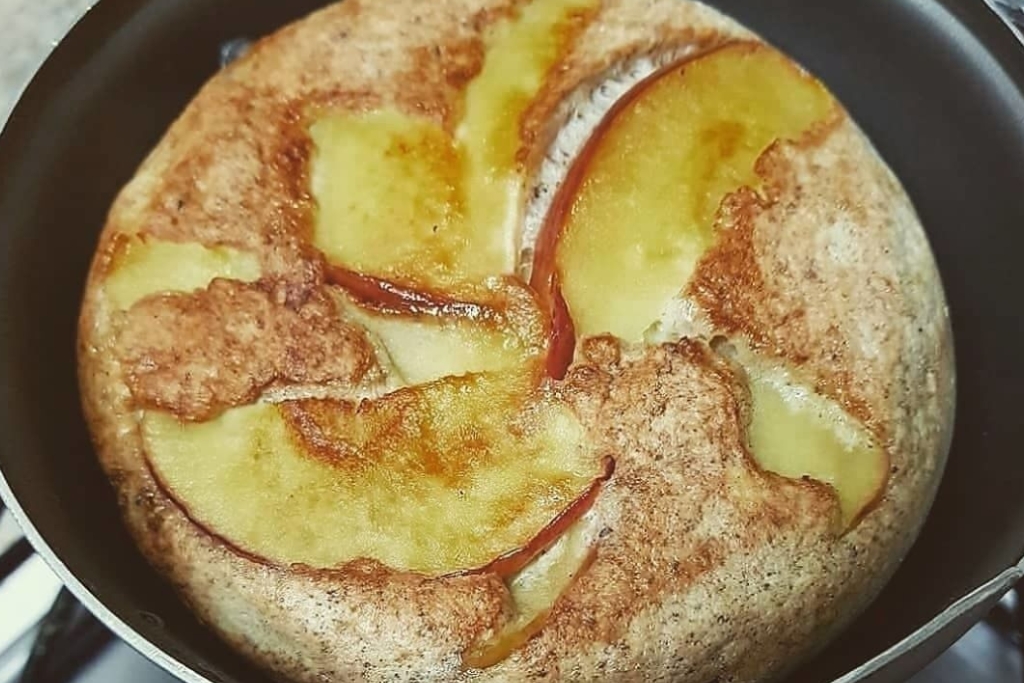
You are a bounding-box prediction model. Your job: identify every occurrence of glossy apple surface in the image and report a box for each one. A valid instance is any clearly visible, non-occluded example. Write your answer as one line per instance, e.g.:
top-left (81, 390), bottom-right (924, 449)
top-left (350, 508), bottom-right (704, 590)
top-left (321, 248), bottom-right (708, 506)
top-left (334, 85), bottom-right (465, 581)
top-left (309, 0), bottom-right (596, 291)
top-left (533, 42), bottom-right (833, 345)
top-left (103, 233), bottom-right (260, 311)
top-left (531, 42), bottom-right (886, 529)
top-left (746, 367), bottom-right (889, 528)
top-left (143, 373), bottom-right (607, 576)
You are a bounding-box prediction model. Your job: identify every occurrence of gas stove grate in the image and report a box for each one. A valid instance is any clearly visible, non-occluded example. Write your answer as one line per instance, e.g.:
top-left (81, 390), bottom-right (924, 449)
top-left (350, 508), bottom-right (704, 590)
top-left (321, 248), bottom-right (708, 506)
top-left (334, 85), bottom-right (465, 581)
top-left (0, 504), bottom-right (112, 683)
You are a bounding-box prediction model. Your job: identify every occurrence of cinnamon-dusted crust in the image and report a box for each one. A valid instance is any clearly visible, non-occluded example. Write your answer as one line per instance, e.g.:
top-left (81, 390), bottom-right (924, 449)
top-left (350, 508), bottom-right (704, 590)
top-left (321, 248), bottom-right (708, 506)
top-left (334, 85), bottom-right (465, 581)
top-left (116, 280), bottom-right (378, 422)
top-left (77, 1), bottom-right (954, 681)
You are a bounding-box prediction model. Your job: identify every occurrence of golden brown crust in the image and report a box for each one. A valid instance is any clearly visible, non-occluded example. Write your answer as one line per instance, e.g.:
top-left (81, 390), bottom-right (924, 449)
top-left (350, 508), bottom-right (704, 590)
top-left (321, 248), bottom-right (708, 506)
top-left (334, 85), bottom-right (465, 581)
top-left (686, 115), bottom-right (938, 444)
top-left (543, 339), bottom-right (837, 645)
top-left (130, 93), bottom-right (314, 254)
top-left (76, 0), bottom-right (955, 682)
top-left (115, 279), bottom-right (378, 422)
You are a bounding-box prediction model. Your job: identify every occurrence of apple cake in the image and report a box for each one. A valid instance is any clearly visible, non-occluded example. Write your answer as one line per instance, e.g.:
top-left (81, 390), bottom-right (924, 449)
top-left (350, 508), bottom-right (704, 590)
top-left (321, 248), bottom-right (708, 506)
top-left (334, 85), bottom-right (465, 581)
top-left (77, 0), bottom-right (955, 681)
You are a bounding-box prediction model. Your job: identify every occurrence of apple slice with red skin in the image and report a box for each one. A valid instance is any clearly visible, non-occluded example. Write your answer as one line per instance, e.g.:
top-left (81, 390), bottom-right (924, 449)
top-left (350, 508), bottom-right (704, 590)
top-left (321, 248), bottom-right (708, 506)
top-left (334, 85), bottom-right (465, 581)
top-left (326, 263), bottom-right (503, 322)
top-left (141, 372), bottom-right (610, 577)
top-left (327, 263), bottom-right (552, 386)
top-left (529, 227), bottom-right (576, 380)
top-left (145, 421), bottom-right (611, 580)
top-left (531, 41), bottom-right (835, 376)
top-left (463, 544), bottom-right (600, 669)
top-left (477, 456), bottom-right (613, 578)
top-left (531, 42), bottom-right (886, 527)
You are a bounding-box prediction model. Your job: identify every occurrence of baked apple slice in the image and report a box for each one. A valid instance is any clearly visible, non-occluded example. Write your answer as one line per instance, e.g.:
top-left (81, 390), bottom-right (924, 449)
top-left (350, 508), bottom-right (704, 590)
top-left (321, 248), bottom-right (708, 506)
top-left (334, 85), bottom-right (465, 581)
top-left (456, 0), bottom-right (598, 276)
top-left (310, 0), bottom-right (596, 290)
top-left (532, 42), bottom-right (886, 528)
top-left (532, 42), bottom-right (834, 350)
top-left (101, 233), bottom-right (260, 310)
top-left (309, 111), bottom-right (469, 288)
top-left (337, 294), bottom-right (536, 386)
top-left (746, 367), bottom-right (888, 528)
top-left (464, 515), bottom-right (598, 669)
top-left (327, 268), bottom-right (548, 386)
top-left (143, 372), bottom-right (609, 576)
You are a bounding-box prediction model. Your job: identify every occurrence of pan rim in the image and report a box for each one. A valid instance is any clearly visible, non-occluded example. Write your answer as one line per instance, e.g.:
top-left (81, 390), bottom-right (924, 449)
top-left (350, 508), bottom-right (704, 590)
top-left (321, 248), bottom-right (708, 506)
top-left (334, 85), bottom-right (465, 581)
top-left (0, 1), bottom-right (233, 678)
top-left (0, 0), bottom-right (1023, 682)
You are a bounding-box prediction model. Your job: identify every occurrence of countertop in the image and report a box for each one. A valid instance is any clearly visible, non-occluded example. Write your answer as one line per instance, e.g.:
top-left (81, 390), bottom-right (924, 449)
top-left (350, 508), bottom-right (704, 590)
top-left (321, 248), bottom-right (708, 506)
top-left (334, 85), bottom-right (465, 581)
top-left (0, 0), bottom-right (94, 126)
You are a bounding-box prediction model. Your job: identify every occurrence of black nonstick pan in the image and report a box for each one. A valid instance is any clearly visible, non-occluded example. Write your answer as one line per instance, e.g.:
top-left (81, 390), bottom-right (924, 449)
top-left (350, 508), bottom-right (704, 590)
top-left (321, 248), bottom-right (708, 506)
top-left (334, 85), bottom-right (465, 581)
top-left (1, 0), bottom-right (1023, 681)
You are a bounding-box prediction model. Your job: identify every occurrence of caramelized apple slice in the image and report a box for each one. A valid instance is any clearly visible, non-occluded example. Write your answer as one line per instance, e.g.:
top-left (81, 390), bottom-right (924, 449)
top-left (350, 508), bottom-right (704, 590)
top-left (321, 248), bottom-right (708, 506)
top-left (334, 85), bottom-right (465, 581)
top-left (746, 367), bottom-right (888, 527)
top-left (464, 515), bottom-right (598, 669)
top-left (144, 373), bottom-right (606, 575)
top-left (339, 300), bottom-right (528, 386)
top-left (457, 0), bottom-right (598, 273)
top-left (310, 110), bottom-right (467, 288)
top-left (331, 275), bottom-right (548, 386)
top-left (102, 233), bottom-right (260, 310)
top-left (310, 0), bottom-right (594, 290)
top-left (534, 42), bottom-right (834, 347)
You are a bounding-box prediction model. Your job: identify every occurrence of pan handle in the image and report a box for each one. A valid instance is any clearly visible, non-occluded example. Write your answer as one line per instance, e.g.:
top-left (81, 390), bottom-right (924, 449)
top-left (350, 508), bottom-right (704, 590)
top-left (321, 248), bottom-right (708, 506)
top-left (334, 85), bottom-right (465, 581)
top-left (830, 565), bottom-right (1024, 683)
top-left (988, 0), bottom-right (1024, 41)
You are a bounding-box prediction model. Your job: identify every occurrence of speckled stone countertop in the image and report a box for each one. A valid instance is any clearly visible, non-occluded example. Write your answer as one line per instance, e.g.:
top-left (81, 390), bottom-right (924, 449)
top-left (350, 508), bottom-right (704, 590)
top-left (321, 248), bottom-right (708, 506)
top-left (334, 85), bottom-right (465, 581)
top-left (0, 0), bottom-right (94, 126)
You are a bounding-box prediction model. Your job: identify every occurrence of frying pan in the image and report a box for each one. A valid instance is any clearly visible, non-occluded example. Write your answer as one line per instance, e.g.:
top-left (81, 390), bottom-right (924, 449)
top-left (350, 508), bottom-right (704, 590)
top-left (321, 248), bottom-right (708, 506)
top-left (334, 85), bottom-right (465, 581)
top-left (1, 0), bottom-right (1022, 681)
